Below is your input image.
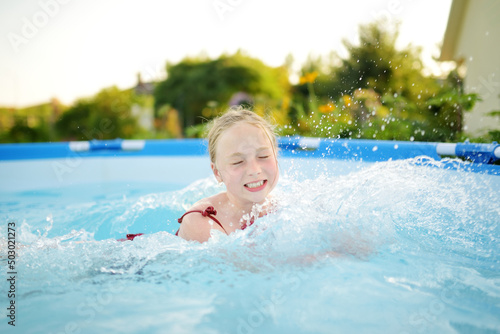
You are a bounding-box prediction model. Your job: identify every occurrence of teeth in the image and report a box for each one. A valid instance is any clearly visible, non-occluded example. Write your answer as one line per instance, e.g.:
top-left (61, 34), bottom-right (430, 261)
top-left (246, 180), bottom-right (264, 188)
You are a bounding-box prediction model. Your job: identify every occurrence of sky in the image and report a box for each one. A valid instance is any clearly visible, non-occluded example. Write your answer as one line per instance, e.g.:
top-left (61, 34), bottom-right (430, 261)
top-left (0, 0), bottom-right (453, 108)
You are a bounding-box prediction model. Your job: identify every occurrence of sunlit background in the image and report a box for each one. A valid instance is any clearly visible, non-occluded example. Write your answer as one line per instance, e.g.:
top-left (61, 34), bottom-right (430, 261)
top-left (0, 0), bottom-right (499, 143)
top-left (0, 0), bottom-right (452, 106)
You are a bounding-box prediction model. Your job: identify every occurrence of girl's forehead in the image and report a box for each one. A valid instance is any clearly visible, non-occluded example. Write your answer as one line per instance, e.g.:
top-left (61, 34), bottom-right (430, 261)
top-left (230, 122), bottom-right (266, 137)
top-left (217, 123), bottom-right (272, 151)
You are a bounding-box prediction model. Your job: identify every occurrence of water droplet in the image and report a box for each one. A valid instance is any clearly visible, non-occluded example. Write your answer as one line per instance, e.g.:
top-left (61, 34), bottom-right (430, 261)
top-left (372, 146), bottom-right (378, 152)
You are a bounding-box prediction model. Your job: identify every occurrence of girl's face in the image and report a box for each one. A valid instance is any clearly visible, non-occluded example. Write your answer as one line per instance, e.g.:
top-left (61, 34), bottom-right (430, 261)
top-left (212, 122), bottom-right (279, 209)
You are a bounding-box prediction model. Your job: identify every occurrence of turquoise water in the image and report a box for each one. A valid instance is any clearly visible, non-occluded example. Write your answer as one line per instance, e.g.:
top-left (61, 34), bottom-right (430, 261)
top-left (1, 157), bottom-right (499, 333)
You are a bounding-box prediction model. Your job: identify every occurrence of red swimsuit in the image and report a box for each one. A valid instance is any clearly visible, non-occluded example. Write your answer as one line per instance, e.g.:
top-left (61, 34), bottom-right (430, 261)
top-left (175, 206), bottom-right (227, 235)
top-left (119, 206), bottom-right (253, 241)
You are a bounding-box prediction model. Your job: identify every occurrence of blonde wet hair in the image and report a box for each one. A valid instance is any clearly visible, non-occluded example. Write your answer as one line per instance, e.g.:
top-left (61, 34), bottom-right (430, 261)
top-left (206, 107), bottom-right (278, 164)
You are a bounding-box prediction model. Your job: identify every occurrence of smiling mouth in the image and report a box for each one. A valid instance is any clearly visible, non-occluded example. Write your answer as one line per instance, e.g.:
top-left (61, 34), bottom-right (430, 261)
top-left (244, 180), bottom-right (267, 190)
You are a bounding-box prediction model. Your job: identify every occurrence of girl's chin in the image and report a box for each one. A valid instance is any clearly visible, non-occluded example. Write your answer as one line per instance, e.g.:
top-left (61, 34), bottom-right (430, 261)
top-left (247, 192), bottom-right (270, 205)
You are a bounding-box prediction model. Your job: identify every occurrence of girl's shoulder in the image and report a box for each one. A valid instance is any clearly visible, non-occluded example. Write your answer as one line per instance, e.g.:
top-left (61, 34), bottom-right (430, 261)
top-left (189, 192), bottom-right (227, 212)
top-left (177, 193), bottom-right (228, 242)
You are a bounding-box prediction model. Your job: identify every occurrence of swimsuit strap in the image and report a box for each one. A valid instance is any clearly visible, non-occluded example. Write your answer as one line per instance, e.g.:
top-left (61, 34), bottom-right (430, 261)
top-left (122, 207), bottom-right (253, 241)
top-left (177, 206), bottom-right (228, 235)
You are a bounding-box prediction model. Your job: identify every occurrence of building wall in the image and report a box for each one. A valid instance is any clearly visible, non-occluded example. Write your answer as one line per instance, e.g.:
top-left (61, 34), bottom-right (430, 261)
top-left (454, 0), bottom-right (500, 136)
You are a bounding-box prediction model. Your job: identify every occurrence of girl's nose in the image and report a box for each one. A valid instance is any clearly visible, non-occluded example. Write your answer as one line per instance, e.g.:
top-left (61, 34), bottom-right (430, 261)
top-left (247, 159), bottom-right (262, 175)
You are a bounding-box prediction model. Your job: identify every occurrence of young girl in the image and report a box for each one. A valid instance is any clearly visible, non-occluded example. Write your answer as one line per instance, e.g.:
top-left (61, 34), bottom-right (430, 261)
top-left (175, 108), bottom-right (280, 242)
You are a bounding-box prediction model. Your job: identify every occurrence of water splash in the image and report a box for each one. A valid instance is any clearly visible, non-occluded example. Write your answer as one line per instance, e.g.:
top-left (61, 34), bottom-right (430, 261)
top-left (1, 157), bottom-right (499, 333)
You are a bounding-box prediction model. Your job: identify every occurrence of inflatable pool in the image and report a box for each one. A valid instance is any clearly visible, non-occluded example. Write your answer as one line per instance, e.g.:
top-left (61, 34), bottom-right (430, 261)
top-left (1, 138), bottom-right (499, 333)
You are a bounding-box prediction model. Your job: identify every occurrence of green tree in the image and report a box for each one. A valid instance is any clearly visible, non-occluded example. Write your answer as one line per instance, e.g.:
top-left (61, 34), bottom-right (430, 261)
top-left (426, 70), bottom-right (479, 142)
top-left (484, 110), bottom-right (500, 142)
top-left (3, 118), bottom-right (48, 143)
top-left (154, 51), bottom-right (289, 134)
top-left (290, 21), bottom-right (477, 142)
top-left (56, 86), bottom-right (140, 140)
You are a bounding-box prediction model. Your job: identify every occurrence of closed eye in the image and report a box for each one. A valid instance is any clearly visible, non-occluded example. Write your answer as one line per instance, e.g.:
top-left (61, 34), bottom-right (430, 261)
top-left (232, 161), bottom-right (243, 165)
top-left (259, 156), bottom-right (269, 159)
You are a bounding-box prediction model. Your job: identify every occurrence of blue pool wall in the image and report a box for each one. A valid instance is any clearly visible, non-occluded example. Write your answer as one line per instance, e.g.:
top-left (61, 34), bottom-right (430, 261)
top-left (1, 137), bottom-right (499, 162)
top-left (0, 138), bottom-right (499, 191)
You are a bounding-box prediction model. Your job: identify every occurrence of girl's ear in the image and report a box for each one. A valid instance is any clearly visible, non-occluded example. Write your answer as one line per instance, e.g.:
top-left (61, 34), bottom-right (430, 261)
top-left (211, 162), bottom-right (223, 183)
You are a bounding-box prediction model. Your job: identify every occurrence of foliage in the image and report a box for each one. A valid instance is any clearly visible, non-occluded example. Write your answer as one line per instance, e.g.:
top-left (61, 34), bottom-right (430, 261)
top-left (425, 71), bottom-right (480, 141)
top-left (486, 110), bottom-right (500, 141)
top-left (1, 119), bottom-right (50, 143)
top-left (0, 100), bottom-right (62, 143)
top-left (287, 21), bottom-right (480, 142)
top-left (0, 21), bottom-right (496, 144)
top-left (55, 86), bottom-right (142, 141)
top-left (154, 51), bottom-right (290, 135)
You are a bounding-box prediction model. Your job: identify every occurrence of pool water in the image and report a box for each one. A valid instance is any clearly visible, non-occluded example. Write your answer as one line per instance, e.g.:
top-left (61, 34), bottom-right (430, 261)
top-left (1, 156), bottom-right (499, 333)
